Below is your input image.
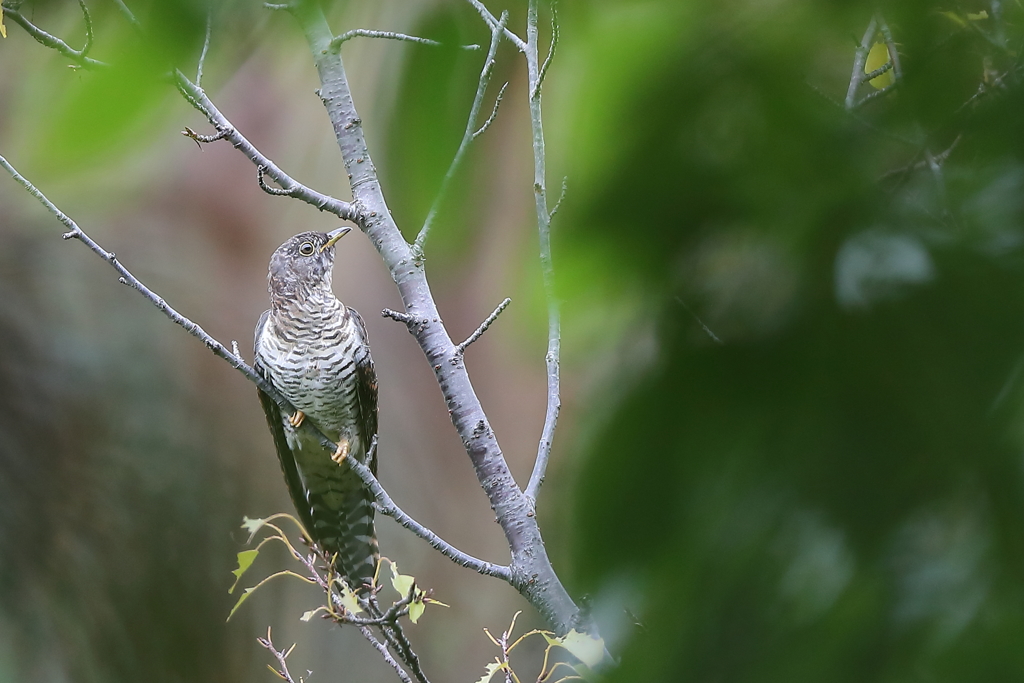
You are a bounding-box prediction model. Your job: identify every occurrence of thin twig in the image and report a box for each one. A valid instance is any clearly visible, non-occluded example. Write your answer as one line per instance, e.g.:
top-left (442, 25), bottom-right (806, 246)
top-left (456, 298), bottom-right (511, 354)
top-left (524, 0), bottom-right (561, 506)
top-left (381, 308), bottom-right (423, 326)
top-left (330, 28), bottom-right (479, 52)
top-left (196, 8), bottom-right (212, 87)
top-left (352, 441), bottom-right (512, 581)
top-left (473, 82), bottom-right (508, 139)
top-left (463, 0), bottom-right (527, 51)
top-left (181, 126), bottom-right (227, 145)
top-left (415, 12), bottom-right (508, 252)
top-left (258, 165), bottom-right (296, 196)
top-left (257, 629), bottom-right (300, 683)
top-left (877, 14), bottom-right (902, 83)
top-left (78, 0), bottom-right (94, 57)
top-left (0, 154), bottom-right (288, 407)
top-left (861, 60), bottom-right (894, 84)
top-left (533, 1), bottom-right (558, 100)
top-left (549, 177), bottom-right (567, 219)
top-left (0, 4), bottom-right (106, 68)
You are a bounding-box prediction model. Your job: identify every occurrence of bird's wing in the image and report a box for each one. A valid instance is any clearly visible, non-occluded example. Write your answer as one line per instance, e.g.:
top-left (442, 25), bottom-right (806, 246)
top-left (253, 309), bottom-right (317, 539)
top-left (348, 307), bottom-right (379, 475)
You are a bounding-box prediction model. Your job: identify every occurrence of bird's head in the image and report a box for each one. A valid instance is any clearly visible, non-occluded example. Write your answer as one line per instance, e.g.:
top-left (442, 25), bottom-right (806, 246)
top-left (267, 227), bottom-right (351, 305)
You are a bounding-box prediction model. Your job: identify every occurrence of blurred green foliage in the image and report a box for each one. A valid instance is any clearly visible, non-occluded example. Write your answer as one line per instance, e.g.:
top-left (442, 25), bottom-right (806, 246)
top-left (560, 1), bottom-right (1024, 681)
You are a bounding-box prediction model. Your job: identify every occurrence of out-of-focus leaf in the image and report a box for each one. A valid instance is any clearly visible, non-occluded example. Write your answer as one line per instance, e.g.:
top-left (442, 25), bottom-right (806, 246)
top-left (864, 42), bottom-right (895, 89)
top-left (229, 549), bottom-right (259, 594)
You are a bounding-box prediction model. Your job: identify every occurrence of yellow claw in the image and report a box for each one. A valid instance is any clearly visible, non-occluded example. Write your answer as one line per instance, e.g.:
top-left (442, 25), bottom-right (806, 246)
top-left (289, 410), bottom-right (306, 428)
top-left (332, 439), bottom-right (350, 465)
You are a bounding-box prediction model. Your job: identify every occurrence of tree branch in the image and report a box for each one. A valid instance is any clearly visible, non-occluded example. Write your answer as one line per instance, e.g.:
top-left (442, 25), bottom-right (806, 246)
top-left (845, 16), bottom-right (877, 110)
top-left (288, 0), bottom-right (580, 632)
top-left (0, 153), bottom-right (502, 591)
top-left (0, 2), bottom-right (106, 68)
top-left (523, 0), bottom-right (562, 507)
top-left (173, 71), bottom-right (360, 223)
top-left (456, 298), bottom-right (512, 354)
top-left (330, 28), bottom-right (479, 52)
top-left (415, 12), bottom-right (509, 252)
top-left (463, 0), bottom-right (527, 52)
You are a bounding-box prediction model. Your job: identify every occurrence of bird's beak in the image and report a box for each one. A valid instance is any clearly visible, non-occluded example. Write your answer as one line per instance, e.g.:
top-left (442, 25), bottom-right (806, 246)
top-left (320, 226), bottom-right (352, 253)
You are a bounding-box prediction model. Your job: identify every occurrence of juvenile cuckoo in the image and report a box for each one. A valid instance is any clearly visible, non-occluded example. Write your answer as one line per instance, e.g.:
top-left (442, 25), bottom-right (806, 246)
top-left (254, 227), bottom-right (379, 589)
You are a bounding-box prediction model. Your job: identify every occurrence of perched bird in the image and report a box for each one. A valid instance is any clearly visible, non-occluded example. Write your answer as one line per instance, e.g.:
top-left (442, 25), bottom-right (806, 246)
top-left (254, 227), bottom-right (379, 589)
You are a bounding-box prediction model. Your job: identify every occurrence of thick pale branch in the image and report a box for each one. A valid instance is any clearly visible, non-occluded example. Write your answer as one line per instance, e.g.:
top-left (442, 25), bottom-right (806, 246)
top-left (290, 0), bottom-right (580, 632)
top-left (415, 11), bottom-right (509, 251)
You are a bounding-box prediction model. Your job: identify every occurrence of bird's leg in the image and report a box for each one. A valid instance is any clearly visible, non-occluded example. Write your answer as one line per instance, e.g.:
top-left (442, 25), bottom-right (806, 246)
top-left (288, 410), bottom-right (305, 428)
top-left (331, 438), bottom-right (350, 465)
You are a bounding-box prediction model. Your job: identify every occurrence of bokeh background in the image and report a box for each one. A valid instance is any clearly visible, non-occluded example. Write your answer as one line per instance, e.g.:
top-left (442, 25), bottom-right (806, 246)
top-left (3, 0), bottom-right (1024, 681)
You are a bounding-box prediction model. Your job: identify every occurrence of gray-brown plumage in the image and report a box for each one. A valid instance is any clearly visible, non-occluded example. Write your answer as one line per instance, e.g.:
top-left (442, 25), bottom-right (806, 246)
top-left (254, 227), bottom-right (379, 589)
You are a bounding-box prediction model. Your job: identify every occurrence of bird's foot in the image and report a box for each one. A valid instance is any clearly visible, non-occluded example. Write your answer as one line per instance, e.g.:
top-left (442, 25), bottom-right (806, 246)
top-left (288, 410), bottom-right (305, 428)
top-left (332, 439), bottom-right (350, 465)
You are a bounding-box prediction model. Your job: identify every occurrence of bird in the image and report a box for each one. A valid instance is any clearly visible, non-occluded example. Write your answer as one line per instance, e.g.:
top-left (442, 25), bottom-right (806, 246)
top-left (253, 227), bottom-right (379, 590)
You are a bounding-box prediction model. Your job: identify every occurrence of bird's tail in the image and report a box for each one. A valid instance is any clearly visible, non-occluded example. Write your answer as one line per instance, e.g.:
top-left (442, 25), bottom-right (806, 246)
top-left (308, 475), bottom-right (379, 591)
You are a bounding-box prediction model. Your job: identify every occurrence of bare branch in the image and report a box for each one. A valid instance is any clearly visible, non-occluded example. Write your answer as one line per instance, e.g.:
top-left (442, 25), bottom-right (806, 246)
top-left (845, 17), bottom-right (877, 110)
top-left (549, 177), bottom-right (567, 220)
top-left (524, 0), bottom-right (562, 506)
top-left (473, 82), bottom-right (508, 140)
top-left (289, 0), bottom-right (580, 631)
top-left (264, 3), bottom-right (293, 10)
top-left (381, 308), bottom-right (424, 327)
top-left (1, 4), bottom-right (106, 68)
top-left (181, 126), bottom-right (227, 145)
top-left (173, 71), bottom-right (360, 222)
top-left (861, 60), bottom-right (894, 84)
top-left (533, 1), bottom-right (559, 100)
top-left (257, 629), bottom-right (301, 683)
top-left (877, 14), bottom-right (902, 84)
top-left (463, 0), bottom-right (527, 51)
top-left (196, 8), bottom-right (212, 87)
top-left (112, 0), bottom-right (140, 29)
top-left (456, 298), bottom-right (512, 354)
top-left (257, 165), bottom-right (296, 197)
top-left (78, 0), bottom-right (94, 57)
top-left (845, 13), bottom-right (901, 110)
top-left (0, 153), bottom-right (289, 409)
top-left (330, 29), bottom-right (479, 52)
top-left (415, 11), bottom-right (509, 252)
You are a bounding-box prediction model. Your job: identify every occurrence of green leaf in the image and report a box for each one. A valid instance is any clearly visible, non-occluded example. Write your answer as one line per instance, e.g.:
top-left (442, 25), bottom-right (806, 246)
top-left (229, 549), bottom-right (260, 594)
top-left (408, 600), bottom-right (425, 624)
top-left (336, 580), bottom-right (364, 615)
top-left (226, 587), bottom-right (256, 622)
top-left (300, 607), bottom-right (327, 622)
top-left (543, 629), bottom-right (607, 669)
top-left (864, 43), bottom-right (895, 90)
top-left (389, 560), bottom-right (416, 598)
top-left (474, 661), bottom-right (502, 683)
top-left (0, 11), bottom-right (7, 39)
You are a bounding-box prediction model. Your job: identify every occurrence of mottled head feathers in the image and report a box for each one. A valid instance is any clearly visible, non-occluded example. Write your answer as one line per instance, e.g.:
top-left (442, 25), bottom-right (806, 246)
top-left (267, 228), bottom-right (350, 306)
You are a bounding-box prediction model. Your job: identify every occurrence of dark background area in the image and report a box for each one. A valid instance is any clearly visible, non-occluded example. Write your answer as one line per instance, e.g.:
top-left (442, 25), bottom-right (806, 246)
top-left (2, 0), bottom-right (1024, 681)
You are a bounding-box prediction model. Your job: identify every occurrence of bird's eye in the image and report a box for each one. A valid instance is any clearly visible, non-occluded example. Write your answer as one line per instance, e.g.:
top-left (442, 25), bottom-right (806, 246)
top-left (298, 242), bottom-right (315, 256)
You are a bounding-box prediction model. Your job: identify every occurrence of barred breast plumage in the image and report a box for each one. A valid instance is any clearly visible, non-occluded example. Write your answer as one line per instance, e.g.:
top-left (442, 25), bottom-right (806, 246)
top-left (253, 228), bottom-right (379, 588)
